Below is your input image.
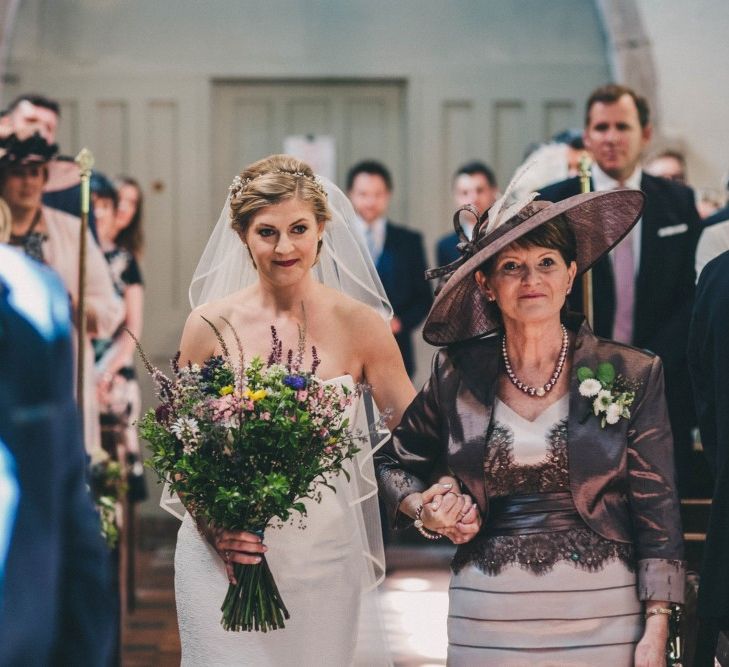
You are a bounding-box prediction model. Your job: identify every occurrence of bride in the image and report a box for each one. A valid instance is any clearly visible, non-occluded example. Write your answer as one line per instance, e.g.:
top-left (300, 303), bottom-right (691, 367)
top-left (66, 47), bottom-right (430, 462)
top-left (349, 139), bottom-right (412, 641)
top-left (173, 154), bottom-right (415, 666)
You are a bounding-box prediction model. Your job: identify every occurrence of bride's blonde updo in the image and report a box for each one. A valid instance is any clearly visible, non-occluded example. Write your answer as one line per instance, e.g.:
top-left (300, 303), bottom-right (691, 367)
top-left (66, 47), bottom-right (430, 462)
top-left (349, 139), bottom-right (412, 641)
top-left (229, 154), bottom-right (330, 236)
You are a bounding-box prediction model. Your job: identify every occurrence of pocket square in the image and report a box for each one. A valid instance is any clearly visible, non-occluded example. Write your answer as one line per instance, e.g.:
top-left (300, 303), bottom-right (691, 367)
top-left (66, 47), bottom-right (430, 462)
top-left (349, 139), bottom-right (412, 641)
top-left (657, 223), bottom-right (688, 238)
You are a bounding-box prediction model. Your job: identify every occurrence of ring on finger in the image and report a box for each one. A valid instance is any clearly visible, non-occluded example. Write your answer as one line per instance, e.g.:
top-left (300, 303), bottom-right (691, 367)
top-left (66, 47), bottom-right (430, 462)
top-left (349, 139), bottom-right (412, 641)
top-left (224, 550), bottom-right (230, 563)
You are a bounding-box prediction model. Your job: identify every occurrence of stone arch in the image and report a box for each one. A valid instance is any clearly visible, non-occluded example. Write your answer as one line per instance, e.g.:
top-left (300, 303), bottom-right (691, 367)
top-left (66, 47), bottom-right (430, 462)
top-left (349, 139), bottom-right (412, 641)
top-left (594, 0), bottom-right (660, 126)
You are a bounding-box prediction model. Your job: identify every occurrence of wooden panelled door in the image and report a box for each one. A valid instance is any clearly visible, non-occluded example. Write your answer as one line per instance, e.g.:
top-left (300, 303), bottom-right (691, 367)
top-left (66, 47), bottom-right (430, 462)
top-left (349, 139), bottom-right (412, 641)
top-left (211, 80), bottom-right (407, 221)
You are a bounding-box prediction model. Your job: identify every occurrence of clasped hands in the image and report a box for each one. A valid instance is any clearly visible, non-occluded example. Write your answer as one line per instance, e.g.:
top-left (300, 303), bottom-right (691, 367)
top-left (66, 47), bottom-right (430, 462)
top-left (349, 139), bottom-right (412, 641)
top-left (416, 480), bottom-right (481, 545)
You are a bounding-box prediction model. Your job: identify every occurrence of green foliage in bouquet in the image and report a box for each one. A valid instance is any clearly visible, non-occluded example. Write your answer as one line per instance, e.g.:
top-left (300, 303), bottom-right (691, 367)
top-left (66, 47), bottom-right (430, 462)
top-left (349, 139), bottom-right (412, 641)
top-left (132, 318), bottom-right (364, 632)
top-left (89, 459), bottom-right (126, 549)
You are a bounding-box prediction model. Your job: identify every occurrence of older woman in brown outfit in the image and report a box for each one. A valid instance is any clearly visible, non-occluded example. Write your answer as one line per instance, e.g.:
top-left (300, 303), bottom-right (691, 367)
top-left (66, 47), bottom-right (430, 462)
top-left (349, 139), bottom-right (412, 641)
top-left (376, 189), bottom-right (685, 667)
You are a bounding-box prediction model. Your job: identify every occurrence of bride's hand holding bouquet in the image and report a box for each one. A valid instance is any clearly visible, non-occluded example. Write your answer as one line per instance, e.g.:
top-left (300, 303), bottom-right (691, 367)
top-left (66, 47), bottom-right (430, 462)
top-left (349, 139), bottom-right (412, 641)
top-left (133, 320), bottom-right (364, 632)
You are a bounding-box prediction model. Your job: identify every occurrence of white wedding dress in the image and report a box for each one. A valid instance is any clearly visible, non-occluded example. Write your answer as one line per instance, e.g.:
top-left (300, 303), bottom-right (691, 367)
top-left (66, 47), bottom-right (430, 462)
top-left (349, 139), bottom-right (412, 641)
top-left (174, 376), bottom-right (391, 666)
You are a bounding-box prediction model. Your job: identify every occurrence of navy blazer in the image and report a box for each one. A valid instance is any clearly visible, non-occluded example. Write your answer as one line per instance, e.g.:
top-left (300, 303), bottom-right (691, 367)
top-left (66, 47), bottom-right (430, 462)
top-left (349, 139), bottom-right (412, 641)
top-left (376, 222), bottom-right (432, 376)
top-left (688, 250), bottom-right (729, 619)
top-left (0, 247), bottom-right (113, 666)
top-left (376, 315), bottom-right (685, 602)
top-left (436, 231), bottom-right (462, 267)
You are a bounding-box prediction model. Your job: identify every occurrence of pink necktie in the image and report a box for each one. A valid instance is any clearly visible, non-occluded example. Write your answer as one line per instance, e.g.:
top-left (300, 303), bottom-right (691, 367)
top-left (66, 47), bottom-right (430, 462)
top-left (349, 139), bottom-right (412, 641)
top-left (612, 233), bottom-right (635, 343)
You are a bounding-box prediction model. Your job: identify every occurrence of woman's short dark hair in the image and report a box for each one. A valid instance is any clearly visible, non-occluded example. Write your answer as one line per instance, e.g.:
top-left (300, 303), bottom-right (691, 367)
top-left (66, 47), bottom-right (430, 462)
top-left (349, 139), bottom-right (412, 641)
top-left (479, 216), bottom-right (577, 275)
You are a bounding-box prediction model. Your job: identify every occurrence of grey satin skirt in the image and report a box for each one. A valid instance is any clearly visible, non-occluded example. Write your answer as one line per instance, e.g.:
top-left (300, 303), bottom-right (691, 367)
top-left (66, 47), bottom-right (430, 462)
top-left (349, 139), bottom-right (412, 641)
top-left (447, 559), bottom-right (643, 667)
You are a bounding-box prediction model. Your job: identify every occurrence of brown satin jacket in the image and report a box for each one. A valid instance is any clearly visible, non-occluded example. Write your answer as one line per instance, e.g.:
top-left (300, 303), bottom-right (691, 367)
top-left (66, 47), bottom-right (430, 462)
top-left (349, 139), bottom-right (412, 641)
top-left (376, 314), bottom-right (686, 602)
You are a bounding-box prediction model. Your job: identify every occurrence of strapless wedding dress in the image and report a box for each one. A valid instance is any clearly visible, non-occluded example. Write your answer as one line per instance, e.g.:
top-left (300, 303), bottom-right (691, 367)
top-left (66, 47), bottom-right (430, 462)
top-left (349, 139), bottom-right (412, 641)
top-left (174, 375), bottom-right (390, 666)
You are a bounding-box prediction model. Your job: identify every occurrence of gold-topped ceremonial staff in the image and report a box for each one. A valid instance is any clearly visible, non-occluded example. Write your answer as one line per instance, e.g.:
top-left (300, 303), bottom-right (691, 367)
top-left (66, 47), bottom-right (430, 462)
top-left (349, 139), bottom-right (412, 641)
top-left (578, 153), bottom-right (594, 327)
top-left (75, 148), bottom-right (94, 417)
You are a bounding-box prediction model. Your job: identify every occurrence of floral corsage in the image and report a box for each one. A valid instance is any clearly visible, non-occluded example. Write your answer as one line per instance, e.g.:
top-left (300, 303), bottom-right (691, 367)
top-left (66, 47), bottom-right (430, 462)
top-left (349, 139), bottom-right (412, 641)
top-left (577, 362), bottom-right (639, 428)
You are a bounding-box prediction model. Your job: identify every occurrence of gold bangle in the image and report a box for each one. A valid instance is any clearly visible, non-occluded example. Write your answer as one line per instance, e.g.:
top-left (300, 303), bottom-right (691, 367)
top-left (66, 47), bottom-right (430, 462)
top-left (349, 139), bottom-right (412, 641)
top-left (645, 606), bottom-right (672, 619)
top-left (413, 504), bottom-right (442, 541)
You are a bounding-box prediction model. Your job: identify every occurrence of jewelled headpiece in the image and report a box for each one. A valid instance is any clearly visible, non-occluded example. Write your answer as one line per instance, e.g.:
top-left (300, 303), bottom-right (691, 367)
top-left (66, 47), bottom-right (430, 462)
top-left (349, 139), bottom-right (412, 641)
top-left (229, 170), bottom-right (327, 202)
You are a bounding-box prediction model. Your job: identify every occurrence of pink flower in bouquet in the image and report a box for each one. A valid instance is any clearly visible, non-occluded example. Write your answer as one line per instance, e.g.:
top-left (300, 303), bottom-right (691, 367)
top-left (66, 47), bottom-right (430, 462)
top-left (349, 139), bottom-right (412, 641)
top-left (261, 411), bottom-right (271, 421)
top-left (296, 390), bottom-right (308, 402)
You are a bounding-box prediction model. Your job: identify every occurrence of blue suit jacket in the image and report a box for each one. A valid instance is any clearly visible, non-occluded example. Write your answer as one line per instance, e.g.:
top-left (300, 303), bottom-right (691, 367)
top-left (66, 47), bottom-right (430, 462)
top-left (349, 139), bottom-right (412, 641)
top-left (0, 247), bottom-right (113, 666)
top-left (436, 231), bottom-right (462, 267)
top-left (375, 222), bottom-right (432, 376)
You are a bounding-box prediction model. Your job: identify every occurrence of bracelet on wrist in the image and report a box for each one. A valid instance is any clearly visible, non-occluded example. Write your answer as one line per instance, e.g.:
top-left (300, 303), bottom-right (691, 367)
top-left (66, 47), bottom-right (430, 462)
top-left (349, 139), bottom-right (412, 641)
top-left (413, 504), bottom-right (442, 541)
top-left (645, 606), bottom-right (672, 619)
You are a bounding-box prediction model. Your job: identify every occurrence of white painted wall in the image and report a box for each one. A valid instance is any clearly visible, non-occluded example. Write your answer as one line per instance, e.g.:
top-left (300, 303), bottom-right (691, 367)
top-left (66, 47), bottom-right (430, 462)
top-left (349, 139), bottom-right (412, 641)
top-left (635, 0), bottom-right (729, 191)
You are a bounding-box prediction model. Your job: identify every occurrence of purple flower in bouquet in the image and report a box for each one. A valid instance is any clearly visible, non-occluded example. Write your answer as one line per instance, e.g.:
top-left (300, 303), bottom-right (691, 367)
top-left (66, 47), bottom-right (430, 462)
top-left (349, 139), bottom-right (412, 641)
top-left (155, 403), bottom-right (171, 425)
top-left (283, 374), bottom-right (307, 391)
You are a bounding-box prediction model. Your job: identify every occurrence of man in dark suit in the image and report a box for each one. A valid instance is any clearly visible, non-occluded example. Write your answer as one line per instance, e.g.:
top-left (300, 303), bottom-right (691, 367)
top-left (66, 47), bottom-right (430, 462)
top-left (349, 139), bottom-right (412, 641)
top-left (436, 161), bottom-right (498, 267)
top-left (540, 84), bottom-right (702, 496)
top-left (347, 160), bottom-right (432, 377)
top-left (0, 245), bottom-right (114, 666)
top-left (688, 250), bottom-right (729, 666)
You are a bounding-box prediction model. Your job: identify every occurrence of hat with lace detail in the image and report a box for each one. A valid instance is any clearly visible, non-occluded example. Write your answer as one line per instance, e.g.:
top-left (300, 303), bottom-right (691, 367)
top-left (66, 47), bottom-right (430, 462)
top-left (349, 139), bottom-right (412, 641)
top-left (422, 182), bottom-right (645, 346)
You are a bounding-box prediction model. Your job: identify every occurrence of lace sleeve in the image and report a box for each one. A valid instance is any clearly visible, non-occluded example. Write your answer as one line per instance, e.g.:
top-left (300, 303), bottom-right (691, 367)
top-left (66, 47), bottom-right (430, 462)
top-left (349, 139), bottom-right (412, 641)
top-left (374, 350), bottom-right (446, 528)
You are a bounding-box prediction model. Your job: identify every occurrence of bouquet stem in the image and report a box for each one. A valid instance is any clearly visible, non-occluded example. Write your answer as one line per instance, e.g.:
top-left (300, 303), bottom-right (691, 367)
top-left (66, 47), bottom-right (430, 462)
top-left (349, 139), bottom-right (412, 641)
top-left (220, 554), bottom-right (290, 632)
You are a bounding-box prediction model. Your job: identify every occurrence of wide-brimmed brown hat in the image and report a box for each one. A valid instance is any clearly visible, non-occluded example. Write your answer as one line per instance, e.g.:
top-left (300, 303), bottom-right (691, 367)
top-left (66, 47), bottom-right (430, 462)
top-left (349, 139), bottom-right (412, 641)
top-left (423, 188), bottom-right (645, 345)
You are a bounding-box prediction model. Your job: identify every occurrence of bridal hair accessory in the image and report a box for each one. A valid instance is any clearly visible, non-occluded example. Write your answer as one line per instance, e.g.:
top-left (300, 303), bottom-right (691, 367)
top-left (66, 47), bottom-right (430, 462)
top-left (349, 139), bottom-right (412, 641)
top-left (422, 159), bottom-right (645, 345)
top-left (229, 170), bottom-right (327, 202)
top-left (190, 172), bottom-right (392, 321)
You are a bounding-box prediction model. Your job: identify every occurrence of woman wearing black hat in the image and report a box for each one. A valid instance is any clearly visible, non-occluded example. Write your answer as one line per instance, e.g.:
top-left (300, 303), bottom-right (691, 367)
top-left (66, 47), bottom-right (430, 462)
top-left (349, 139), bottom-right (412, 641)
top-left (376, 188), bottom-right (684, 666)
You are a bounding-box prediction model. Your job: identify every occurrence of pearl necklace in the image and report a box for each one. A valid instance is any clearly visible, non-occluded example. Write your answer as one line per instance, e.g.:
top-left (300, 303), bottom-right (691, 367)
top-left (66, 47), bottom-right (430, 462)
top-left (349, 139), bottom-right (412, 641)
top-left (502, 324), bottom-right (569, 398)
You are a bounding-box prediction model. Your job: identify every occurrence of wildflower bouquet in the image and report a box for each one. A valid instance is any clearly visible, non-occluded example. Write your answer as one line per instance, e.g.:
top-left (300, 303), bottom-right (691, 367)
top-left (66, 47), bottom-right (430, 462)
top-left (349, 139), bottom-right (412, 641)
top-left (134, 319), bottom-right (363, 632)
